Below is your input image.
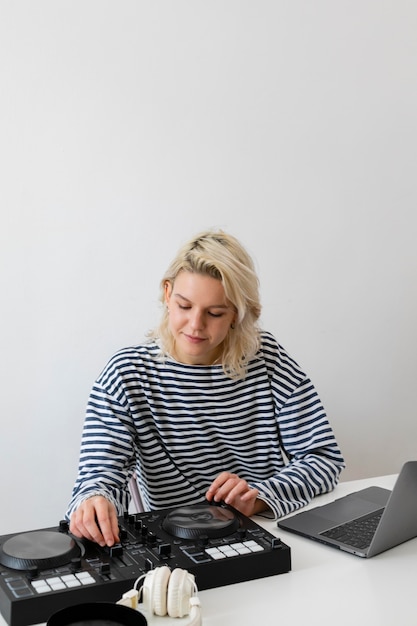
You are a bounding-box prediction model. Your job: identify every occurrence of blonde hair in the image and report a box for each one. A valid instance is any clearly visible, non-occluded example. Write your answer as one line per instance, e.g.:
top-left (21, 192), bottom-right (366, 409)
top-left (149, 230), bottom-right (262, 380)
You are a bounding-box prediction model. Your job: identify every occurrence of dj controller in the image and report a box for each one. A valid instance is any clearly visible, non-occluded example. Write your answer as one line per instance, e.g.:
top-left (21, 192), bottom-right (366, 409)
top-left (0, 503), bottom-right (291, 626)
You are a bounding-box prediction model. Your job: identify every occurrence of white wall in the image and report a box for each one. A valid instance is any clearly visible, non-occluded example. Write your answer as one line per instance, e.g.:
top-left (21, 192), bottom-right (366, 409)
top-left (1, 1), bottom-right (416, 535)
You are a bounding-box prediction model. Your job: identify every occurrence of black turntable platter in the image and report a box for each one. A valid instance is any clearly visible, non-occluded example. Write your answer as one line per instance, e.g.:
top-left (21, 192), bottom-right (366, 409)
top-left (162, 504), bottom-right (240, 539)
top-left (0, 530), bottom-right (81, 571)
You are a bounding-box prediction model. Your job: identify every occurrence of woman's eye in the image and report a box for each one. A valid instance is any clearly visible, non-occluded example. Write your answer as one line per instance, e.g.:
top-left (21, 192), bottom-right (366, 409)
top-left (177, 304), bottom-right (222, 318)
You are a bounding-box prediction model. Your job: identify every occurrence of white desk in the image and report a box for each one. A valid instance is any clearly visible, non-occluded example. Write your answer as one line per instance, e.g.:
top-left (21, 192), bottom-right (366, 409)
top-left (1, 474), bottom-right (416, 626)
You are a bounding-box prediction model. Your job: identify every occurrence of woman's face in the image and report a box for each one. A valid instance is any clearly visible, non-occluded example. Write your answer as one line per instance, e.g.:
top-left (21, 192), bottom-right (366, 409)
top-left (165, 271), bottom-right (236, 365)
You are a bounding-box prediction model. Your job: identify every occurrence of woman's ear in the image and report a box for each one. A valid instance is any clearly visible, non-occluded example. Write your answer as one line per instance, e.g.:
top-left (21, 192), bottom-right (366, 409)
top-left (164, 280), bottom-right (172, 305)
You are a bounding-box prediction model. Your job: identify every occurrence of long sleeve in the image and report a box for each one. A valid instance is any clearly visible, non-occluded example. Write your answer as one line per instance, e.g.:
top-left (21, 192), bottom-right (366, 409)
top-left (250, 340), bottom-right (345, 518)
top-left (65, 382), bottom-right (137, 520)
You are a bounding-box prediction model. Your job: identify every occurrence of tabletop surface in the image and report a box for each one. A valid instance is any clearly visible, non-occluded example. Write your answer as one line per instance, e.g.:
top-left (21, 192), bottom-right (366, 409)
top-left (1, 473), bottom-right (416, 626)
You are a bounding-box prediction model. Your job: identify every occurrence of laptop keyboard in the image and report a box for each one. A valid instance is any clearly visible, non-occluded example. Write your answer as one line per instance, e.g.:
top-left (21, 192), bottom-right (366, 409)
top-left (320, 508), bottom-right (384, 550)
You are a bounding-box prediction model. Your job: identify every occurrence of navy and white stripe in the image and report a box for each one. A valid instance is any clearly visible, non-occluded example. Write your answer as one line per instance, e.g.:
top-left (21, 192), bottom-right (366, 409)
top-left (66, 332), bottom-right (345, 520)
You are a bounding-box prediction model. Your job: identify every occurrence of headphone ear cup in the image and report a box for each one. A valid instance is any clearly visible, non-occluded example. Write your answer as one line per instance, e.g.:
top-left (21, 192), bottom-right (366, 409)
top-left (142, 566), bottom-right (171, 616)
top-left (167, 568), bottom-right (194, 618)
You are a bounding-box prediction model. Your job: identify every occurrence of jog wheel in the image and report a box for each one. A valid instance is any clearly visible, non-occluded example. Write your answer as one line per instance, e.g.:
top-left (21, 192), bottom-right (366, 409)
top-left (162, 504), bottom-right (239, 539)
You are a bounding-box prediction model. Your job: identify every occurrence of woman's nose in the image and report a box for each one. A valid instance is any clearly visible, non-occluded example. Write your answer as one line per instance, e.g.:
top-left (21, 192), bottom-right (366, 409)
top-left (190, 310), bottom-right (204, 330)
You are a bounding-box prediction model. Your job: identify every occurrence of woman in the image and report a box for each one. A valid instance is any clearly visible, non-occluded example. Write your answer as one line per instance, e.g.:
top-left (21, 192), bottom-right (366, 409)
top-left (67, 230), bottom-right (345, 547)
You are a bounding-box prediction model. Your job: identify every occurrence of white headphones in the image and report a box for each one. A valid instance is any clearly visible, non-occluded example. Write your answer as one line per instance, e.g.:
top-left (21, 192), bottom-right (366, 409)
top-left (138, 566), bottom-right (202, 626)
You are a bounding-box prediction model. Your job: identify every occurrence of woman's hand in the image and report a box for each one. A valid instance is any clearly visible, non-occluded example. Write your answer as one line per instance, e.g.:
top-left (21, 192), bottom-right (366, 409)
top-left (69, 495), bottom-right (120, 547)
top-left (205, 472), bottom-right (268, 517)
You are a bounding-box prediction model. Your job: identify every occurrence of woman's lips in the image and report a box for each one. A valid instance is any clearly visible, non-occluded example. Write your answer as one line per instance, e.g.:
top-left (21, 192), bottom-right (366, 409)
top-left (184, 334), bottom-right (206, 344)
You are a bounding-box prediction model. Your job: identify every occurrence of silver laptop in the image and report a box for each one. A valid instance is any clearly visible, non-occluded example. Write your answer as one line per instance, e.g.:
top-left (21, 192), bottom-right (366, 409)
top-left (277, 460), bottom-right (417, 557)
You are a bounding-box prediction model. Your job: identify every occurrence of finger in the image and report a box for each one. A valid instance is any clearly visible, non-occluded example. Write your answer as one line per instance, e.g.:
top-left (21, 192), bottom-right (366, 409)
top-left (70, 508), bottom-right (98, 543)
top-left (228, 488), bottom-right (259, 509)
top-left (208, 477), bottom-right (243, 503)
top-left (92, 500), bottom-right (119, 546)
top-left (206, 473), bottom-right (237, 500)
top-left (240, 487), bottom-right (259, 502)
top-left (70, 498), bottom-right (119, 547)
top-left (222, 480), bottom-right (251, 504)
top-left (70, 516), bottom-right (95, 542)
top-left (77, 508), bottom-right (106, 546)
top-left (207, 472), bottom-right (236, 490)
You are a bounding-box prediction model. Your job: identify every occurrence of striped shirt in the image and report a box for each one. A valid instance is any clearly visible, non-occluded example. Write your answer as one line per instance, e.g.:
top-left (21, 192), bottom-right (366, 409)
top-left (66, 331), bottom-right (345, 520)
